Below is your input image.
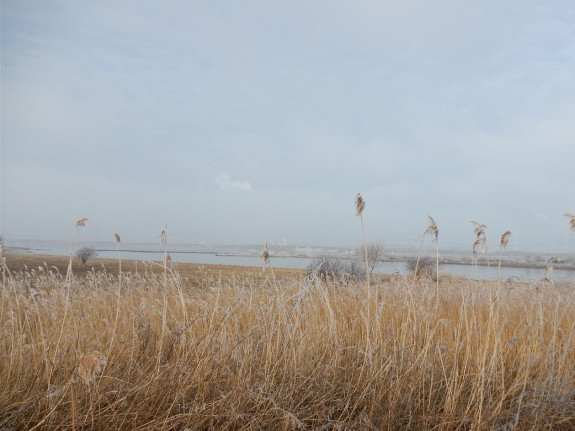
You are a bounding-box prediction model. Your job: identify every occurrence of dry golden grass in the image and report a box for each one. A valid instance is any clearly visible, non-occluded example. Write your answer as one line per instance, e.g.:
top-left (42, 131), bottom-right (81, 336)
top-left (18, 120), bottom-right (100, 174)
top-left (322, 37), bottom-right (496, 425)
top-left (1, 256), bottom-right (574, 430)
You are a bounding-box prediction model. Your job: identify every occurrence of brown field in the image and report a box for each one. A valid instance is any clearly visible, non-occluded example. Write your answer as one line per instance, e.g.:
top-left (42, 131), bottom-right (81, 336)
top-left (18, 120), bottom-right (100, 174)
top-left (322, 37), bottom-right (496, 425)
top-left (1, 253), bottom-right (574, 430)
top-left (4, 253), bottom-right (306, 283)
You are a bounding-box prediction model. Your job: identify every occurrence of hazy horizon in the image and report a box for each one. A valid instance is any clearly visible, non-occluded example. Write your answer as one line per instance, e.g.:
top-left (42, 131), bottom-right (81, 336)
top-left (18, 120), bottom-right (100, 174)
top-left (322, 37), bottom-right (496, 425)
top-left (3, 234), bottom-right (574, 256)
top-left (2, 1), bottom-right (574, 252)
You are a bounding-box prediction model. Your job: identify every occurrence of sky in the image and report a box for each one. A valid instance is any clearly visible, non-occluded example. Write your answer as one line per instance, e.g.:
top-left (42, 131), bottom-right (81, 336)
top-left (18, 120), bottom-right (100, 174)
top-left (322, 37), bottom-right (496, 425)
top-left (1, 0), bottom-right (575, 252)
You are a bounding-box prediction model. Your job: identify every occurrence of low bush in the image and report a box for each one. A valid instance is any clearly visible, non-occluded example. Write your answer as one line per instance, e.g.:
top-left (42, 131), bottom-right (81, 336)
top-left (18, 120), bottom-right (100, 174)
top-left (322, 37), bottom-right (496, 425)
top-left (307, 255), bottom-right (365, 281)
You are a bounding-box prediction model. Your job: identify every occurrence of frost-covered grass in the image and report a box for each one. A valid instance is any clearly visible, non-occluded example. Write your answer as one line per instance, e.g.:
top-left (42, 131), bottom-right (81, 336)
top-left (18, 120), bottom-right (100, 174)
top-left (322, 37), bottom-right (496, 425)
top-left (1, 266), bottom-right (574, 430)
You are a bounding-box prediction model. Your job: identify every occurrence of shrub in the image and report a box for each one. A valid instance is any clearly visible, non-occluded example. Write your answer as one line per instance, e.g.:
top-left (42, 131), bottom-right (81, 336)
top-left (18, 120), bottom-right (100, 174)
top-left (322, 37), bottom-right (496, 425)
top-left (307, 255), bottom-right (365, 281)
top-left (354, 240), bottom-right (385, 275)
top-left (76, 246), bottom-right (98, 265)
top-left (406, 256), bottom-right (436, 279)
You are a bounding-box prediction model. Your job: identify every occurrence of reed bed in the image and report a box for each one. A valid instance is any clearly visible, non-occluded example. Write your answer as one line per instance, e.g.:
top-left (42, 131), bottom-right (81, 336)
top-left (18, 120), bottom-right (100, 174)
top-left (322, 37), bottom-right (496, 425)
top-left (1, 267), bottom-right (574, 430)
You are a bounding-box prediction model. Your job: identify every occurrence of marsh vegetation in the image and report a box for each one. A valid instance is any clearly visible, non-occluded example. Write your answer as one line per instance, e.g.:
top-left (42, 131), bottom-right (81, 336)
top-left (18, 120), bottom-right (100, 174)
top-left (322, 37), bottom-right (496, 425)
top-left (1, 258), bottom-right (574, 430)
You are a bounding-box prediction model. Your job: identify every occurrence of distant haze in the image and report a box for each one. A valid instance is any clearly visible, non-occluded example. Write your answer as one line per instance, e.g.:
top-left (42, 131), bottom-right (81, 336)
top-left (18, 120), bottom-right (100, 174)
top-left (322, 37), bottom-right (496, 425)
top-left (2, 1), bottom-right (574, 252)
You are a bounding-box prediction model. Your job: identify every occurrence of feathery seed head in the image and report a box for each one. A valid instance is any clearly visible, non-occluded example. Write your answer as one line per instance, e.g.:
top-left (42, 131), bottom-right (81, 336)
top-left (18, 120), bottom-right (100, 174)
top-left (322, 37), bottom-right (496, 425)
top-left (76, 217), bottom-right (89, 227)
top-left (470, 220), bottom-right (486, 238)
top-left (160, 225), bottom-right (167, 246)
top-left (260, 244), bottom-right (270, 270)
top-left (114, 233), bottom-right (121, 244)
top-left (354, 193), bottom-right (365, 217)
top-left (500, 231), bottom-right (512, 249)
top-left (473, 237), bottom-right (485, 256)
top-left (425, 215), bottom-right (439, 240)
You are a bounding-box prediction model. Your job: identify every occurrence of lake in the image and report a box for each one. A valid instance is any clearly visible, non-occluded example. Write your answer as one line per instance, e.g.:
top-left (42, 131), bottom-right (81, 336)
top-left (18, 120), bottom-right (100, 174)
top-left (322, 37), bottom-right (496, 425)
top-left (27, 247), bottom-right (575, 282)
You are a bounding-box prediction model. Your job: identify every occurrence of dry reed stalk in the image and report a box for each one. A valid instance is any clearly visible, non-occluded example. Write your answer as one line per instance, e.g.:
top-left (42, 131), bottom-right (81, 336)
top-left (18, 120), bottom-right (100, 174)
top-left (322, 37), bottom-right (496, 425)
top-left (498, 231), bottom-right (512, 282)
top-left (66, 217), bottom-right (89, 283)
top-left (159, 225), bottom-right (169, 369)
top-left (260, 243), bottom-right (277, 287)
top-left (355, 193), bottom-right (370, 337)
top-left (470, 221), bottom-right (488, 280)
top-left (54, 217), bottom-right (89, 388)
top-left (109, 233), bottom-right (122, 352)
top-left (160, 225), bottom-right (168, 283)
top-left (543, 257), bottom-right (559, 282)
top-left (114, 233), bottom-right (122, 278)
top-left (413, 216), bottom-right (440, 300)
top-left (427, 216), bottom-right (439, 297)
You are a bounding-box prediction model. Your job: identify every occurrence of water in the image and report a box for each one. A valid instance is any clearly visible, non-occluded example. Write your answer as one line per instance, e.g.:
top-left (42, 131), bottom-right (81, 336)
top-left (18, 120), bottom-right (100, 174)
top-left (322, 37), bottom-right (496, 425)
top-left (22, 248), bottom-right (574, 282)
top-left (7, 239), bottom-right (574, 282)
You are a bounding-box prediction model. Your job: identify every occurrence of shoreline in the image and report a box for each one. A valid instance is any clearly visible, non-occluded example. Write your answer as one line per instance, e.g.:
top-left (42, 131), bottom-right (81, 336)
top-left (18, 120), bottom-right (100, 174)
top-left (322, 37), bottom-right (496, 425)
top-left (6, 248), bottom-right (575, 271)
top-left (3, 252), bottom-right (546, 286)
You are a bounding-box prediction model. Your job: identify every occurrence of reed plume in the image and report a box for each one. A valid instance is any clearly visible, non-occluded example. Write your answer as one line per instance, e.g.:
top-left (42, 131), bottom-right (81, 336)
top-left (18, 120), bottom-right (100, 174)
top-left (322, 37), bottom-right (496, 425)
top-left (471, 221), bottom-right (486, 243)
top-left (76, 217), bottom-right (88, 227)
top-left (260, 243), bottom-right (270, 270)
top-left (425, 215), bottom-right (439, 240)
top-left (500, 230), bottom-right (512, 249)
top-left (355, 193), bottom-right (365, 217)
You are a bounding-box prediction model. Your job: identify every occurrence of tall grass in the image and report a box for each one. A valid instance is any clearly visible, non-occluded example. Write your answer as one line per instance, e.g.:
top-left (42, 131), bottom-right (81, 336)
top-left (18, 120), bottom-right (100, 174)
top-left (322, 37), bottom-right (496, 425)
top-left (1, 266), bottom-right (574, 430)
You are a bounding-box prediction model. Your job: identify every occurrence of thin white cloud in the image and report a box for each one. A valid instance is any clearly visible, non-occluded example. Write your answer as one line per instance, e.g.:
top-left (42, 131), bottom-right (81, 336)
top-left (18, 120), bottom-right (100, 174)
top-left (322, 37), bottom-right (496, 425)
top-left (214, 173), bottom-right (252, 191)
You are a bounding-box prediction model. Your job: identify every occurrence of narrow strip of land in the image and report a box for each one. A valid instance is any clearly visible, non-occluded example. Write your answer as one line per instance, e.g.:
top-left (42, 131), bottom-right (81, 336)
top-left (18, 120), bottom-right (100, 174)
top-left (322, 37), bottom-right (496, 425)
top-left (4, 253), bottom-right (306, 282)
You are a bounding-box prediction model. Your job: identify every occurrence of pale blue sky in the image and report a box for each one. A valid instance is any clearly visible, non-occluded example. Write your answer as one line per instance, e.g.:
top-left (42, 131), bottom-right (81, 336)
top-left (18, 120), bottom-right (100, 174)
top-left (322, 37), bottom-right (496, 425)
top-left (2, 1), bottom-right (574, 251)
